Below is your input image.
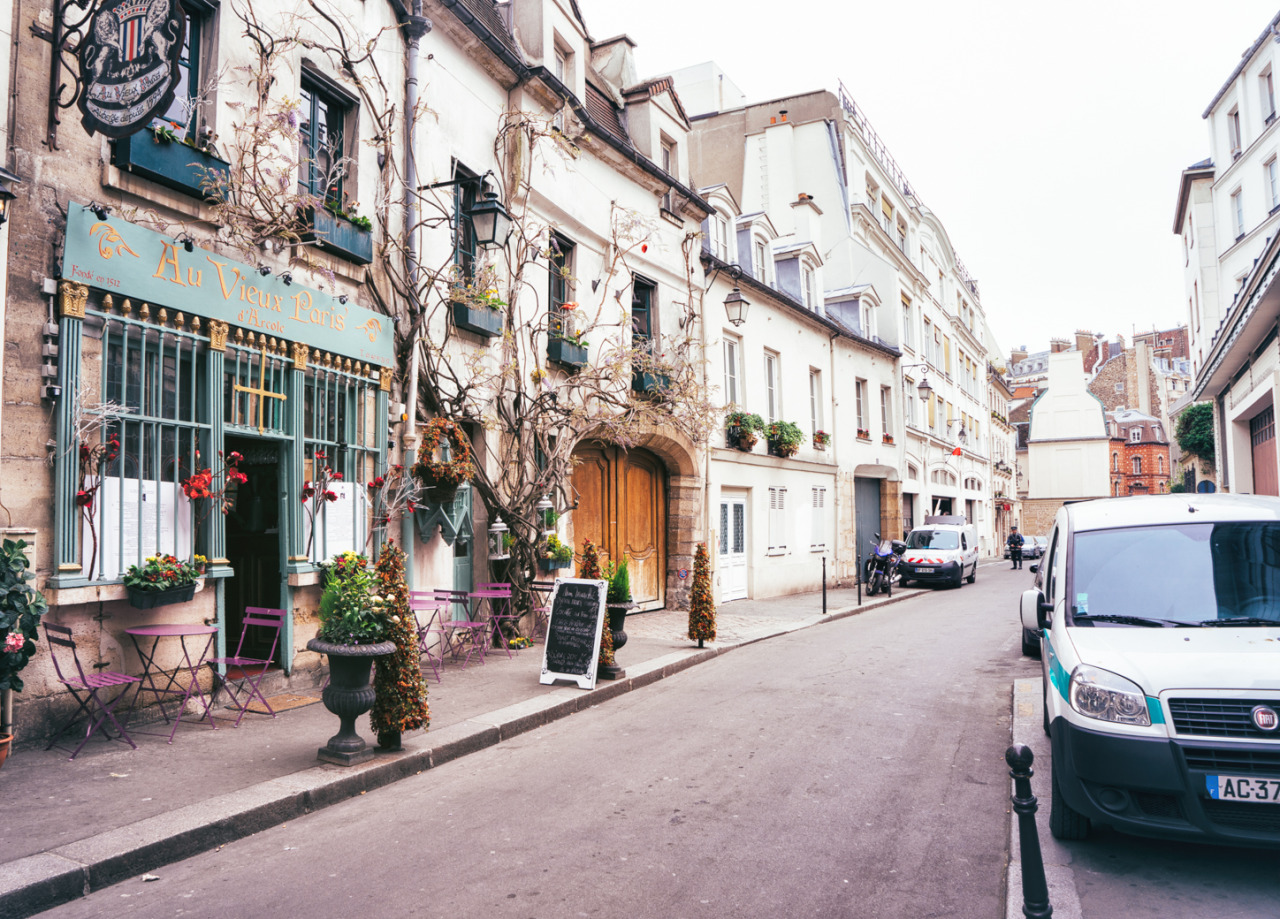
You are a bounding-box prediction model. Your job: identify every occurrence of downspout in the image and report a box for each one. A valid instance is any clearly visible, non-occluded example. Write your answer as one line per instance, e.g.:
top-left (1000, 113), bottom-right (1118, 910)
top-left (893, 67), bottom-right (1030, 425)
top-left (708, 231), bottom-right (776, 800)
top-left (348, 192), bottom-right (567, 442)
top-left (401, 4), bottom-right (432, 587)
top-left (829, 329), bottom-right (840, 577)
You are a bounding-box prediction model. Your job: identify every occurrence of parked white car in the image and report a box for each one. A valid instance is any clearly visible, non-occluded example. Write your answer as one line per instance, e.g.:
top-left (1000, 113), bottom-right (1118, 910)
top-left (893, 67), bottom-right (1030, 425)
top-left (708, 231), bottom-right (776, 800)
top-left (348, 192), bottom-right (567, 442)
top-left (898, 516), bottom-right (979, 589)
top-left (1021, 493), bottom-right (1280, 845)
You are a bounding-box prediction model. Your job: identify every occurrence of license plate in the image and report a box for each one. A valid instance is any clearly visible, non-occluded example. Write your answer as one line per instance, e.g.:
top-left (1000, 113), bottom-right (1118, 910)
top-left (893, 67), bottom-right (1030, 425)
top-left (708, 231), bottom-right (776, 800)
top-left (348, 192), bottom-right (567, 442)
top-left (1206, 775), bottom-right (1280, 803)
top-left (917, 567), bottom-right (935, 574)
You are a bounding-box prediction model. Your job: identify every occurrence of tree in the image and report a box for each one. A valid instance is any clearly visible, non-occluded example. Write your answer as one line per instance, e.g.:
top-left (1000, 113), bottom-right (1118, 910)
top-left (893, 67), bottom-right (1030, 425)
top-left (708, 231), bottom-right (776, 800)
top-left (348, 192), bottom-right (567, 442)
top-left (1176, 403), bottom-right (1215, 466)
top-left (687, 543), bottom-right (716, 648)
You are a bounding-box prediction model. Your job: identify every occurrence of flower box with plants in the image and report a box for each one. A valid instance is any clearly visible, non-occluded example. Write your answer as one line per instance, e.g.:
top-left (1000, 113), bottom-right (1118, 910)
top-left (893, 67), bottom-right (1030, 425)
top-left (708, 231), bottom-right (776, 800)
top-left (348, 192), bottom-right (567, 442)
top-left (725, 409), bottom-right (764, 451)
top-left (882, 433), bottom-right (895, 445)
top-left (538, 534), bottom-right (574, 572)
top-left (122, 555), bottom-right (204, 609)
top-left (766, 420), bottom-right (804, 458)
top-left (410, 417), bottom-right (474, 505)
top-left (548, 332), bottom-right (589, 369)
top-left (306, 204), bottom-right (374, 265)
top-left (449, 266), bottom-right (505, 337)
top-left (857, 428), bottom-right (872, 440)
top-left (813, 430), bottom-right (831, 450)
top-left (112, 123), bottom-right (230, 200)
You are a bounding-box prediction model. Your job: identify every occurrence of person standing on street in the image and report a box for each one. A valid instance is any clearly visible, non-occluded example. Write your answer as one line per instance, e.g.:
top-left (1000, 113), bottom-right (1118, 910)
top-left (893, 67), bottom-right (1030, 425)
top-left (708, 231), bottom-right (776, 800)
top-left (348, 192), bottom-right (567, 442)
top-left (1007, 526), bottom-right (1024, 570)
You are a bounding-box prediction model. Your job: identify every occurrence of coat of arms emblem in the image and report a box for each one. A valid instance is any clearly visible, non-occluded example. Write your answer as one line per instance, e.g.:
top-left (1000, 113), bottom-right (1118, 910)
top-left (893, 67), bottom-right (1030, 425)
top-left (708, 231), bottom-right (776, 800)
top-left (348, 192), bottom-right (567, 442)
top-left (76, 0), bottom-right (185, 138)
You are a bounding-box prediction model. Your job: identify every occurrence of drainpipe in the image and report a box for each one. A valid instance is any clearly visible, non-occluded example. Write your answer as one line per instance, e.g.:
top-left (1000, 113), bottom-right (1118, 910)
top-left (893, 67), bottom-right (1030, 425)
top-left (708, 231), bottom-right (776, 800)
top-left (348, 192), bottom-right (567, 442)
top-left (400, 5), bottom-right (432, 588)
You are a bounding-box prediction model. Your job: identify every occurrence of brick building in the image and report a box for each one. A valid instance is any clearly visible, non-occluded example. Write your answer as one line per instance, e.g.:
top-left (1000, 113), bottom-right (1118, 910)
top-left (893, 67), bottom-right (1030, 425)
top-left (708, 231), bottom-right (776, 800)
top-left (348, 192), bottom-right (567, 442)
top-left (1134, 326), bottom-right (1190, 361)
top-left (1107, 410), bottom-right (1172, 496)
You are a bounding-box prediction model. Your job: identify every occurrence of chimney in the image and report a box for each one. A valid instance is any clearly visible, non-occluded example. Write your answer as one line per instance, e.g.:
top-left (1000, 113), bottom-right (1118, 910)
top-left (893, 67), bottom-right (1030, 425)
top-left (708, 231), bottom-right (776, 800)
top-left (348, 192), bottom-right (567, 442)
top-left (1050, 337), bottom-right (1070, 354)
top-left (790, 193), bottom-right (823, 251)
top-left (1074, 329), bottom-right (1093, 352)
top-left (1011, 346), bottom-right (1028, 364)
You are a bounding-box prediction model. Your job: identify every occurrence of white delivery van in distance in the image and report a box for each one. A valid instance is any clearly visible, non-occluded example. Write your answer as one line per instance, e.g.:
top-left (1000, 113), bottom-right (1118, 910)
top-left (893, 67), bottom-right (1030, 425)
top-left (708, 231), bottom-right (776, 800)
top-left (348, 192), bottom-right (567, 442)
top-left (898, 515), bottom-right (979, 589)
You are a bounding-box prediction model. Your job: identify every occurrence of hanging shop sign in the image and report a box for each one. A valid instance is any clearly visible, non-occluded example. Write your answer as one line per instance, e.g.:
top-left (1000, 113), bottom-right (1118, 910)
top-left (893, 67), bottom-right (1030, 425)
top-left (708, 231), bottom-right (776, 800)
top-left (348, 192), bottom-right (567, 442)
top-left (77, 0), bottom-right (187, 138)
top-left (61, 203), bottom-right (395, 366)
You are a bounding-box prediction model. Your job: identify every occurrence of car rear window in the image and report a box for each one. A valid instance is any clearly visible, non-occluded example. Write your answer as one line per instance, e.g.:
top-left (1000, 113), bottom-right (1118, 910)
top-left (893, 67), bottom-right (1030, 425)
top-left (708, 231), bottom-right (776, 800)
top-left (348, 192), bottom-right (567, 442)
top-left (907, 529), bottom-right (959, 550)
top-left (1071, 522), bottom-right (1280, 624)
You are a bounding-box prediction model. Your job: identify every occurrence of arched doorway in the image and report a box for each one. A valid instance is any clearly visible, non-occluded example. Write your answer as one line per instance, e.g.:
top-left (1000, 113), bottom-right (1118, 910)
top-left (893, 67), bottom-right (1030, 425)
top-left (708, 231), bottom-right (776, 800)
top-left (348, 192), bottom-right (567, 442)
top-left (571, 444), bottom-right (667, 610)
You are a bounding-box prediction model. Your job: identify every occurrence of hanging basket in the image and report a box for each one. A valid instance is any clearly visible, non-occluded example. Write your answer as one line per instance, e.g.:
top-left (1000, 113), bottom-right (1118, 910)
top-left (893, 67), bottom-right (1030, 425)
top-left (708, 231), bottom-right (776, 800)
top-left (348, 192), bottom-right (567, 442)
top-left (127, 583), bottom-right (197, 610)
top-left (424, 482), bottom-right (460, 505)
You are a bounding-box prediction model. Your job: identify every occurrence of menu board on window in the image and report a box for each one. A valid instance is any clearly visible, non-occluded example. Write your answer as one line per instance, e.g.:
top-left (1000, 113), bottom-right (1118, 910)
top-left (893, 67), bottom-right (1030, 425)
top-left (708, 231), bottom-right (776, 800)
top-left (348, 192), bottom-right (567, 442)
top-left (304, 481), bottom-right (366, 562)
top-left (86, 477), bottom-right (194, 580)
top-left (539, 579), bottom-right (608, 690)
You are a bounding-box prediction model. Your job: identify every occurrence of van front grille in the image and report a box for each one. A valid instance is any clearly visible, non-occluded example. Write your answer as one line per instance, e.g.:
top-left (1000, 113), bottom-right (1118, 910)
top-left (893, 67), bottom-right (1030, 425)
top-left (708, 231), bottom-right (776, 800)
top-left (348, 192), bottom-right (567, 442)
top-left (1169, 698), bottom-right (1280, 738)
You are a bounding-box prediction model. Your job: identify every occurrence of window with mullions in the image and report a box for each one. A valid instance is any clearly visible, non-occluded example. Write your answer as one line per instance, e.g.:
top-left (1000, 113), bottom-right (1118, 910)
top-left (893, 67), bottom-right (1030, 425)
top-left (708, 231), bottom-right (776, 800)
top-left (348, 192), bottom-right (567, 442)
top-left (453, 163), bottom-right (479, 281)
top-left (548, 234), bottom-right (576, 339)
top-left (151, 2), bottom-right (210, 138)
top-left (85, 305), bottom-right (210, 580)
top-left (301, 362), bottom-right (380, 562)
top-left (299, 78), bottom-right (347, 206)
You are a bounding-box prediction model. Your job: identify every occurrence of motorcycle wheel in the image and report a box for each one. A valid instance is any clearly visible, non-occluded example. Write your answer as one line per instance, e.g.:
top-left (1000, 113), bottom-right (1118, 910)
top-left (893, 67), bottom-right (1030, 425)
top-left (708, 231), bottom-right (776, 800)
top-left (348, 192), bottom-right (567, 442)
top-left (867, 571), bottom-right (880, 596)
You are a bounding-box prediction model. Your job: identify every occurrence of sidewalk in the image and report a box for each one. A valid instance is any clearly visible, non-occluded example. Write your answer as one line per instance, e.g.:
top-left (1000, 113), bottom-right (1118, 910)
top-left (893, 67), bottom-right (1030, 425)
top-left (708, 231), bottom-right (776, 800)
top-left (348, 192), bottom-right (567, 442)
top-left (0, 584), bottom-right (917, 917)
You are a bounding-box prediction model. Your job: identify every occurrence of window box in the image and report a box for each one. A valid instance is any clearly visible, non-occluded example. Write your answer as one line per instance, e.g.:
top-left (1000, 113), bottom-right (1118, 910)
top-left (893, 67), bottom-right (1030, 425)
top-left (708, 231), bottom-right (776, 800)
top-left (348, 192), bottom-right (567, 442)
top-left (126, 583), bottom-right (197, 610)
top-left (452, 302), bottom-right (503, 337)
top-left (882, 434), bottom-right (895, 445)
top-left (856, 428), bottom-right (872, 440)
top-left (768, 438), bottom-right (799, 458)
top-left (548, 337), bottom-right (588, 370)
top-left (813, 431), bottom-right (830, 451)
top-left (538, 557), bottom-right (573, 572)
top-left (632, 370), bottom-right (671, 397)
top-left (112, 132), bottom-right (229, 199)
top-left (726, 426), bottom-right (758, 451)
top-left (307, 208), bottom-right (374, 265)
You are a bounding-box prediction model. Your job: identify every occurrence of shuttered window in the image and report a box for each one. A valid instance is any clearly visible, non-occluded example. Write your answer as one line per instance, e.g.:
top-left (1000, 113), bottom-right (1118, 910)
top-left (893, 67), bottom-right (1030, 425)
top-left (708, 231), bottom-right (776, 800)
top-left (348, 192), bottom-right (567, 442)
top-left (768, 486), bottom-right (787, 553)
top-left (811, 487), bottom-right (826, 551)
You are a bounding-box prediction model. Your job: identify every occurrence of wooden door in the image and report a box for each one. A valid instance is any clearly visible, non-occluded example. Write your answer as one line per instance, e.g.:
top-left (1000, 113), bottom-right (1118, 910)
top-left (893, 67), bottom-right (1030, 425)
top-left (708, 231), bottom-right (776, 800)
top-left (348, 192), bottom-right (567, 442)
top-left (1252, 406), bottom-right (1278, 496)
top-left (572, 445), bottom-right (666, 610)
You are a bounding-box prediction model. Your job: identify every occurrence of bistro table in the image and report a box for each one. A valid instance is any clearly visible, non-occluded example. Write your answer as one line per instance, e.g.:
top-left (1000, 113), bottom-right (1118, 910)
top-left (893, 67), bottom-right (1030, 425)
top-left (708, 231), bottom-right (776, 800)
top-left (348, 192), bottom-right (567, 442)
top-left (469, 588), bottom-right (519, 659)
top-left (124, 623), bottom-right (219, 743)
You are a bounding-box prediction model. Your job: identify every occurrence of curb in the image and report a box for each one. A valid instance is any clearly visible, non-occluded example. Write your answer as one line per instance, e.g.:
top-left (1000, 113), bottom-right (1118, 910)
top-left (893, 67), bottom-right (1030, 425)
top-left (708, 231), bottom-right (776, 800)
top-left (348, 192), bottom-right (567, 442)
top-left (0, 590), bottom-right (917, 917)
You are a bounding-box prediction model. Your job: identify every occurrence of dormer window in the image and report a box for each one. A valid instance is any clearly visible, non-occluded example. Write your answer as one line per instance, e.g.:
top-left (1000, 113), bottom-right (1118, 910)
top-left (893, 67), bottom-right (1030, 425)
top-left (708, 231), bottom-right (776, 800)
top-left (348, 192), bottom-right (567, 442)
top-left (552, 44), bottom-right (571, 131)
top-left (754, 238), bottom-right (770, 285)
top-left (660, 138), bottom-right (676, 212)
top-left (801, 264), bottom-right (817, 309)
top-left (1229, 106), bottom-right (1242, 158)
top-left (1130, 427), bottom-right (1142, 443)
top-left (712, 214), bottom-right (730, 261)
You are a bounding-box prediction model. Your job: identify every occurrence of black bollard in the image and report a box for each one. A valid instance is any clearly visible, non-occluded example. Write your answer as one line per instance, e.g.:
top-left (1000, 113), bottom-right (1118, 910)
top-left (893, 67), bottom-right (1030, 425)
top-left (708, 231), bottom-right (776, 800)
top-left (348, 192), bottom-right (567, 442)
top-left (822, 556), bottom-right (828, 615)
top-left (1006, 744), bottom-right (1053, 918)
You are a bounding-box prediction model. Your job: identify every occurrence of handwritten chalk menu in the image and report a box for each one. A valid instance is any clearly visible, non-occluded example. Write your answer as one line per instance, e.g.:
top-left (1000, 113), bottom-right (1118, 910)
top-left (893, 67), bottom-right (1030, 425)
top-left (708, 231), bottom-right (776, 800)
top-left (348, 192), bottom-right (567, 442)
top-left (540, 578), bottom-right (608, 690)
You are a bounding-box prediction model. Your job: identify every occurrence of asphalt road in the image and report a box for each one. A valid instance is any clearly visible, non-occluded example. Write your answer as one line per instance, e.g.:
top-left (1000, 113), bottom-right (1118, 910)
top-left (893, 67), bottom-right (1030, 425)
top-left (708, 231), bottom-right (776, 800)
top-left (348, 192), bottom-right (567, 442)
top-left (42, 565), bottom-right (1035, 919)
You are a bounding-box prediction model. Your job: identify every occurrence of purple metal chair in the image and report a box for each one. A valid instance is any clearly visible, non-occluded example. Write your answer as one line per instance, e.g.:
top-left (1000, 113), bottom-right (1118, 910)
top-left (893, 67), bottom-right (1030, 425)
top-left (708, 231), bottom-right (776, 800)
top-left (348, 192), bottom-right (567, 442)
top-left (205, 607), bottom-right (286, 727)
top-left (432, 587), bottom-right (487, 668)
top-left (474, 582), bottom-right (520, 657)
top-left (43, 622), bottom-right (141, 760)
top-left (409, 591), bottom-right (446, 682)
top-left (530, 580), bottom-right (557, 640)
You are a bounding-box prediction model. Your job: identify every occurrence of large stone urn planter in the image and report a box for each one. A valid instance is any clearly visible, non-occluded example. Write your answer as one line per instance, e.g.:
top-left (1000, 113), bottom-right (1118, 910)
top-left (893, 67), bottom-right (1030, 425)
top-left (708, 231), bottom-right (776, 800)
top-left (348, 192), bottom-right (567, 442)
top-left (307, 638), bottom-right (396, 765)
top-left (599, 601), bottom-right (634, 681)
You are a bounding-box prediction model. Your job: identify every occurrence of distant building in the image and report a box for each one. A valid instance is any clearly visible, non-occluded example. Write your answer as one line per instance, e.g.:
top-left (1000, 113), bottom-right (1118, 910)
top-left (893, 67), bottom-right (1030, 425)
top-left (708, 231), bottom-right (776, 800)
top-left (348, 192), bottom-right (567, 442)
top-left (1106, 410), bottom-right (1172, 496)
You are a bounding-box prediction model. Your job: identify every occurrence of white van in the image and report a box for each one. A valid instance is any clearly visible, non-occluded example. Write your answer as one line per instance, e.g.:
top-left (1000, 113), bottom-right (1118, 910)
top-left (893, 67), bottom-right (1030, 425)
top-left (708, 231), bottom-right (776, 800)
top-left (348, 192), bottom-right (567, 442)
top-left (1022, 494), bottom-right (1280, 846)
top-left (898, 515), bottom-right (979, 589)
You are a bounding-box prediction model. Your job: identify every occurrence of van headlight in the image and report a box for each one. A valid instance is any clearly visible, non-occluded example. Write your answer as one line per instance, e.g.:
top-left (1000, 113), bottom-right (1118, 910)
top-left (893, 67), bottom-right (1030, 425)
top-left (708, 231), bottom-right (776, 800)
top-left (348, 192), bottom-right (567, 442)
top-left (1069, 665), bottom-right (1151, 726)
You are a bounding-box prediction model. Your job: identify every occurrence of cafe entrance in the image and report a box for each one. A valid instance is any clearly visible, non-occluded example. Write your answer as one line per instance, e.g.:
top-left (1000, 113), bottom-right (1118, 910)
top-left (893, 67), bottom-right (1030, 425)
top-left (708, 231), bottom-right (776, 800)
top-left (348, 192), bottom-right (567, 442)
top-left (223, 436), bottom-right (288, 662)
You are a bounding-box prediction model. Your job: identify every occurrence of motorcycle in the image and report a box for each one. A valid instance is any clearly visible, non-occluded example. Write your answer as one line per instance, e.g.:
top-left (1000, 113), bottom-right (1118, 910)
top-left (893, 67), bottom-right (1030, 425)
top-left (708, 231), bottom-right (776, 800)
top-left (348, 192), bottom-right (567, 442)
top-left (863, 533), bottom-right (907, 597)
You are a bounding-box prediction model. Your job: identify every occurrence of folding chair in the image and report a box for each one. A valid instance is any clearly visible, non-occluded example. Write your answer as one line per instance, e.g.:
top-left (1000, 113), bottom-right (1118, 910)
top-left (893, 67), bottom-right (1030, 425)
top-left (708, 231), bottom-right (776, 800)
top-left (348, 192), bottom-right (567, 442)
top-left (43, 622), bottom-right (141, 760)
top-left (475, 582), bottom-right (520, 657)
top-left (409, 591), bottom-right (447, 682)
top-left (432, 588), bottom-right (488, 668)
top-left (530, 580), bottom-right (557, 641)
top-left (206, 607), bottom-right (286, 727)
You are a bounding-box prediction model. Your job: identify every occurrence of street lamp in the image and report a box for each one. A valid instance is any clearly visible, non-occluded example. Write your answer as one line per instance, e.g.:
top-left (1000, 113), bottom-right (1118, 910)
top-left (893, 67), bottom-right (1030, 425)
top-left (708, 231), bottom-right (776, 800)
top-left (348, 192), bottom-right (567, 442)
top-left (723, 286), bottom-right (749, 327)
top-left (535, 494), bottom-right (555, 535)
top-left (467, 189), bottom-right (513, 249)
top-left (901, 362), bottom-right (933, 402)
top-left (488, 517), bottom-right (510, 559)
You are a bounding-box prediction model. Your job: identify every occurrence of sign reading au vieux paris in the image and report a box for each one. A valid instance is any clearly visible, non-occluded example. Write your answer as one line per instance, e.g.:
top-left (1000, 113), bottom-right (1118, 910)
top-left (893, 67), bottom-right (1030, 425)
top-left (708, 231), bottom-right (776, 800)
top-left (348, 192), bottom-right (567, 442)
top-left (77, 0), bottom-right (187, 137)
top-left (61, 203), bottom-right (395, 367)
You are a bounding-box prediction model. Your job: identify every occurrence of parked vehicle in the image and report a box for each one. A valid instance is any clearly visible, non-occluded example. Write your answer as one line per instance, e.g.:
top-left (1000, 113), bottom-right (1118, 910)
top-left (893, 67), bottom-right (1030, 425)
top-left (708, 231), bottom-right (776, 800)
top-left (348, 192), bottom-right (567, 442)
top-left (863, 535), bottom-right (905, 597)
top-left (1007, 533), bottom-right (1044, 560)
top-left (898, 516), bottom-right (979, 589)
top-left (1032, 535), bottom-right (1048, 559)
top-left (1021, 493), bottom-right (1280, 847)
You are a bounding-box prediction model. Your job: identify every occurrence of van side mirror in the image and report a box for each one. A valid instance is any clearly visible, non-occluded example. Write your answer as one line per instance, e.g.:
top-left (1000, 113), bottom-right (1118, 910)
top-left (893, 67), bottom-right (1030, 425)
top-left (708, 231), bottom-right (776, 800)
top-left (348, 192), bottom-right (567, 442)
top-left (1029, 564), bottom-right (1038, 574)
top-left (1020, 589), bottom-right (1052, 633)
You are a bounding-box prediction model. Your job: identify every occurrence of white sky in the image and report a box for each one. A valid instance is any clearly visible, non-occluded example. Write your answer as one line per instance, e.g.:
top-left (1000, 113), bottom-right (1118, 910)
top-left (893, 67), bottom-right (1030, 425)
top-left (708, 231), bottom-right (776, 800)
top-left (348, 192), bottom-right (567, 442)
top-left (582, 0), bottom-right (1280, 358)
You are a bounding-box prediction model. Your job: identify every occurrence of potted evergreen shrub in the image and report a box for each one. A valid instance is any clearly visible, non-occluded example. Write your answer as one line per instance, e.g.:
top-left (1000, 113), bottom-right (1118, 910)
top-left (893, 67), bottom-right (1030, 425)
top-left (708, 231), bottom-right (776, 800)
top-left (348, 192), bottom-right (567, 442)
top-left (725, 409), bottom-right (764, 451)
top-left (368, 543), bottom-right (429, 751)
top-left (766, 420), bottom-right (804, 458)
top-left (305, 556), bottom-right (395, 765)
top-left (122, 555), bottom-right (202, 609)
top-left (604, 559), bottom-right (634, 665)
top-left (0, 539), bottom-right (47, 770)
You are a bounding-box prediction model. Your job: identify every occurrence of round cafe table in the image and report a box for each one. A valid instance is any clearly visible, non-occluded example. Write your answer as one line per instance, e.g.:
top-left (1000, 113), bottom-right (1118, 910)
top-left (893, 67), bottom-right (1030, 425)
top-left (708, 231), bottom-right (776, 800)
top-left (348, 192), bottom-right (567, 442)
top-left (124, 623), bottom-right (219, 743)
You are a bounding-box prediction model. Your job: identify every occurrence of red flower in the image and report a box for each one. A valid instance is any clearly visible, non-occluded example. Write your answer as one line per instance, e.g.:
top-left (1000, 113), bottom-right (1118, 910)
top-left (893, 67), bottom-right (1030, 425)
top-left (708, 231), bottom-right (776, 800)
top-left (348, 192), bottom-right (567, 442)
top-left (75, 490), bottom-right (93, 508)
top-left (324, 490), bottom-right (338, 503)
top-left (641, 243), bottom-right (648, 253)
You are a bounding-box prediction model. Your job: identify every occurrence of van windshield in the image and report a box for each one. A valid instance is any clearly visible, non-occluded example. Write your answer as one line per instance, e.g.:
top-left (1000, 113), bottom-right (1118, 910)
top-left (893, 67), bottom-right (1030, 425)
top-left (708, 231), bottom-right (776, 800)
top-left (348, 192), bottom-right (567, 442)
top-left (1072, 522), bottom-right (1280, 625)
top-left (907, 529), bottom-right (959, 550)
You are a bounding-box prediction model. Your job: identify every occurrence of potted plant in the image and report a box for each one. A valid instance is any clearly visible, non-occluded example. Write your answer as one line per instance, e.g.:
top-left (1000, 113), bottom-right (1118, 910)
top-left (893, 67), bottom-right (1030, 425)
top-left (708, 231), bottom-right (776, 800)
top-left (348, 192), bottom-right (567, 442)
top-left (765, 420), bottom-right (804, 458)
top-left (411, 417), bottom-right (474, 505)
top-left (548, 329), bottom-right (589, 369)
top-left (813, 430), bottom-right (831, 450)
top-left (0, 539), bottom-right (47, 770)
top-left (857, 427), bottom-right (872, 440)
top-left (882, 433), bottom-right (895, 444)
top-left (305, 555), bottom-right (395, 765)
top-left (122, 555), bottom-right (203, 609)
top-left (725, 409), bottom-right (764, 451)
top-left (318, 550), bottom-right (368, 588)
top-left (368, 543), bottom-right (429, 751)
top-left (604, 558), bottom-right (634, 664)
top-left (579, 539), bottom-right (618, 679)
top-left (112, 121), bottom-right (231, 200)
top-left (538, 533), bottom-right (574, 572)
top-left (305, 200), bottom-right (374, 265)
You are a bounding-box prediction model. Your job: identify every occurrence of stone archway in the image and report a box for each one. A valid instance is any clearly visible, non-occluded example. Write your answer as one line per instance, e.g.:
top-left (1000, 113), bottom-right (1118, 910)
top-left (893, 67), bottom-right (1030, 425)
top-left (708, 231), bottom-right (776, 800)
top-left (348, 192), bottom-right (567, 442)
top-left (570, 428), bottom-right (701, 612)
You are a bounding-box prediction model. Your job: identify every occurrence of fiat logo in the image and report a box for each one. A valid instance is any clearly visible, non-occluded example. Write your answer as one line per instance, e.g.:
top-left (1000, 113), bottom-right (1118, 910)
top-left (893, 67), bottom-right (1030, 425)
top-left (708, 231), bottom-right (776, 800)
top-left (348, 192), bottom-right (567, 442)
top-left (1252, 706), bottom-right (1279, 732)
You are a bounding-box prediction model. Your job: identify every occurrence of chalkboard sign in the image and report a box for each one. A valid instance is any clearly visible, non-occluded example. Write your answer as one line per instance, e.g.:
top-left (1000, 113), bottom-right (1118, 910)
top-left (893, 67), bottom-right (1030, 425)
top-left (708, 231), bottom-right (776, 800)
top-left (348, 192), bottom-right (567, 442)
top-left (540, 578), bottom-right (607, 689)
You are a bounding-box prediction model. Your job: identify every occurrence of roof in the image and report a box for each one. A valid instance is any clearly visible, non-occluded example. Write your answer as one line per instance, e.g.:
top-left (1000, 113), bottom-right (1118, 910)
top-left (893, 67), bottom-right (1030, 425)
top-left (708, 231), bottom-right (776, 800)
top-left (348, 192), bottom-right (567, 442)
top-left (622, 77), bottom-right (692, 129)
top-left (585, 82), bottom-right (630, 145)
top-left (1172, 159), bottom-right (1216, 233)
top-left (441, 0), bottom-right (524, 64)
top-left (1203, 12), bottom-right (1280, 118)
top-left (1068, 493), bottom-right (1280, 532)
